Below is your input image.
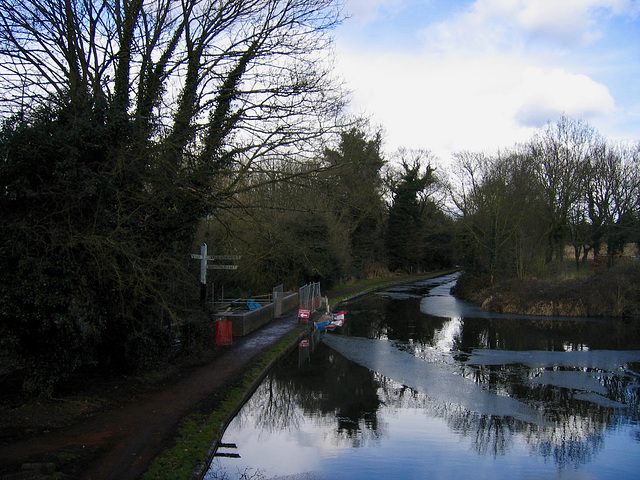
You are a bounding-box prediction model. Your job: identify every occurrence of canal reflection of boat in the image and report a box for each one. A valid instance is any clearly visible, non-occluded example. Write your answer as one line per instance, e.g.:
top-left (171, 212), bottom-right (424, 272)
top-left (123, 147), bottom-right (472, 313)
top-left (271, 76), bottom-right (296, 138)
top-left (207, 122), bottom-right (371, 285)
top-left (315, 311), bottom-right (346, 331)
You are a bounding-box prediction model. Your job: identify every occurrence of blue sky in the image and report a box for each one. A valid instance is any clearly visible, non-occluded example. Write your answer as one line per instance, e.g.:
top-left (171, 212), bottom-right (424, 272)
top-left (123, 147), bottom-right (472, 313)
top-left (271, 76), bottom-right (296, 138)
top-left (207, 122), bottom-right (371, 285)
top-left (333, 0), bottom-right (640, 162)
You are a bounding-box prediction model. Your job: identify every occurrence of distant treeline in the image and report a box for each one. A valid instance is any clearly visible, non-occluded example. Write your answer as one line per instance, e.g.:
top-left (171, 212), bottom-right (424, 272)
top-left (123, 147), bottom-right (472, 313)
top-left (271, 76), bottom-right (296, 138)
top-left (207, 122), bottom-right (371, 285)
top-left (448, 115), bottom-right (639, 279)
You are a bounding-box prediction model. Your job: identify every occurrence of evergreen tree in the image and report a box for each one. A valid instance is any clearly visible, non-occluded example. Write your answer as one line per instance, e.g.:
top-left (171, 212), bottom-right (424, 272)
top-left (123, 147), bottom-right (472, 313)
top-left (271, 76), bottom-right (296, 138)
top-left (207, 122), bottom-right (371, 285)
top-left (324, 127), bottom-right (387, 275)
top-left (386, 153), bottom-right (435, 272)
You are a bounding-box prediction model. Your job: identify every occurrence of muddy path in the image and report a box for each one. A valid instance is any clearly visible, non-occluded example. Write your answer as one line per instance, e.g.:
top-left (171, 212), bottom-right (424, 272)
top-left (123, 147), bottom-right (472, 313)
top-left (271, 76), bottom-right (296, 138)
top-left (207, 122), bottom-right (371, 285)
top-left (0, 311), bottom-right (307, 479)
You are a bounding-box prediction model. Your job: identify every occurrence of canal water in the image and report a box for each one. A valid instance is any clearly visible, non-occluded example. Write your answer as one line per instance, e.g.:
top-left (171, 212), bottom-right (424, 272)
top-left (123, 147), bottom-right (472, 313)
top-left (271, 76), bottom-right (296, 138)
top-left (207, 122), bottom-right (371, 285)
top-left (206, 273), bottom-right (640, 480)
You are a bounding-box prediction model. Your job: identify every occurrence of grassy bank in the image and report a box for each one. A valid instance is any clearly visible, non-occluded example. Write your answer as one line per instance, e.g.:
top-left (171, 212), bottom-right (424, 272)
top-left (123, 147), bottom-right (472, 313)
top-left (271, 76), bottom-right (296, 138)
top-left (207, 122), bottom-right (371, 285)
top-left (144, 327), bottom-right (309, 480)
top-left (456, 262), bottom-right (640, 318)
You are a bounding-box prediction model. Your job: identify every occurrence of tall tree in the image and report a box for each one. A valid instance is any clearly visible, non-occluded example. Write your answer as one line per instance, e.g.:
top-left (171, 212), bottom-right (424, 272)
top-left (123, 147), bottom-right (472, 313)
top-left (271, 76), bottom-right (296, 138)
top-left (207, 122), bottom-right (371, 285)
top-left (587, 141), bottom-right (640, 264)
top-left (449, 149), bottom-right (546, 278)
top-left (0, 0), bottom-right (346, 393)
top-left (528, 115), bottom-right (596, 263)
top-left (385, 149), bottom-right (435, 272)
top-left (323, 125), bottom-right (387, 275)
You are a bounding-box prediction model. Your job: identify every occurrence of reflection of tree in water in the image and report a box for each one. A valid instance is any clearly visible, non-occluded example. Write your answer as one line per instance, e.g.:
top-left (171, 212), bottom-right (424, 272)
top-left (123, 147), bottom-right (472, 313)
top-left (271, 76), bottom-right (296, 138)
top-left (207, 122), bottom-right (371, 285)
top-left (235, 341), bottom-right (385, 447)
top-left (448, 410), bottom-right (516, 457)
top-left (524, 417), bottom-right (606, 470)
top-left (345, 279), bottom-right (640, 353)
top-left (458, 317), bottom-right (640, 352)
top-left (458, 362), bottom-right (640, 469)
top-left (399, 386), bottom-right (611, 469)
top-left (341, 296), bottom-right (389, 340)
top-left (456, 361), bottom-right (640, 466)
top-left (231, 315), bottom-right (638, 473)
top-left (449, 406), bottom-right (607, 470)
top-left (331, 280), bottom-right (640, 471)
top-left (342, 289), bottom-right (443, 342)
top-left (233, 339), bottom-right (635, 470)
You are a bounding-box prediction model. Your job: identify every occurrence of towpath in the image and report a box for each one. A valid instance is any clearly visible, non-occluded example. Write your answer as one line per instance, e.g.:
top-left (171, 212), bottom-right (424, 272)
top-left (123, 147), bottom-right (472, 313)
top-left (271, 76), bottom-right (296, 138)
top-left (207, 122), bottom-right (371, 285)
top-left (0, 309), bottom-right (309, 480)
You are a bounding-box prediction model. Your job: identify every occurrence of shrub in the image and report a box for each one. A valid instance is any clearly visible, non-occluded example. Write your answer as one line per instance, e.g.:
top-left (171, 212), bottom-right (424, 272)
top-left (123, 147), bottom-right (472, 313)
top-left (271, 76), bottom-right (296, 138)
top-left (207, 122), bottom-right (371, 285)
top-left (179, 316), bottom-right (216, 356)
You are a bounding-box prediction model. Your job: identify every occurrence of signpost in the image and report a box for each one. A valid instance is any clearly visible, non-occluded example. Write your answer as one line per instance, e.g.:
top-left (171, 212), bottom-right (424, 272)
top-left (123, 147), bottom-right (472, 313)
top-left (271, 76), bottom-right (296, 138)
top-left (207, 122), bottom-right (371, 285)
top-left (190, 243), bottom-right (240, 307)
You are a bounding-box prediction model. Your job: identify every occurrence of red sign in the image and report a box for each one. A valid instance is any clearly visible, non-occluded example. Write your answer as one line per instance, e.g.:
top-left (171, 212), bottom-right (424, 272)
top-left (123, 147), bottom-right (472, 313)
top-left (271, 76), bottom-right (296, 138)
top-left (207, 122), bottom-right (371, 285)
top-left (299, 339), bottom-right (310, 348)
top-left (298, 309), bottom-right (310, 319)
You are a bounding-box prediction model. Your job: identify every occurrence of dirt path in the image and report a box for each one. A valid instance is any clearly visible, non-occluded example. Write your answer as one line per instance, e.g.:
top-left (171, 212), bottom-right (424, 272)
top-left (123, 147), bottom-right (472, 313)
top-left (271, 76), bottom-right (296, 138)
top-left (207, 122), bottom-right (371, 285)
top-left (0, 310), bottom-right (308, 479)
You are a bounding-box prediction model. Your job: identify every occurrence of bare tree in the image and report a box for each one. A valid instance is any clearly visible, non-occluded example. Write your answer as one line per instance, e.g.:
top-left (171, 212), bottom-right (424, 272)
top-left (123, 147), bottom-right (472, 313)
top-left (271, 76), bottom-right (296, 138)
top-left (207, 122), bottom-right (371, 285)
top-left (0, 0), bottom-right (347, 391)
top-left (448, 118), bottom-right (637, 280)
top-left (0, 0), bottom-right (346, 183)
top-left (587, 141), bottom-right (640, 263)
top-left (528, 115), bottom-right (598, 263)
top-left (448, 148), bottom-right (550, 278)
top-left (448, 150), bottom-right (492, 218)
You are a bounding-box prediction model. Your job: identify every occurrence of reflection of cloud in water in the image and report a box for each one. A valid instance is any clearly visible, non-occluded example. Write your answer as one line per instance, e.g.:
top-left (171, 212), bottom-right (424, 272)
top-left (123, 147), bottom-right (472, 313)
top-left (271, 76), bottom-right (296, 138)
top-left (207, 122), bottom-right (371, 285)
top-left (523, 414), bottom-right (606, 470)
top-left (211, 341), bottom-right (638, 479)
top-left (267, 473), bottom-right (323, 480)
top-left (322, 335), bottom-right (545, 425)
top-left (467, 349), bottom-right (640, 371)
top-left (531, 371), bottom-right (611, 396)
top-left (391, 317), bottom-right (462, 365)
top-left (433, 317), bottom-right (462, 352)
top-left (211, 271), bottom-right (640, 480)
top-left (321, 336), bottom-right (628, 470)
top-left (374, 375), bottom-right (611, 468)
top-left (419, 278), bottom-right (473, 319)
top-left (467, 349), bottom-right (640, 409)
top-left (573, 392), bottom-right (628, 408)
top-left (418, 275), bottom-right (517, 319)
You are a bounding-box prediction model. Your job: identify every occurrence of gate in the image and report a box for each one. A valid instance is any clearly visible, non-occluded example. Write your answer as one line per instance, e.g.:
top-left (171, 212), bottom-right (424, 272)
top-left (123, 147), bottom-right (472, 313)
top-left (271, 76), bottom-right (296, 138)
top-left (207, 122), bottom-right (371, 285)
top-left (299, 282), bottom-right (322, 311)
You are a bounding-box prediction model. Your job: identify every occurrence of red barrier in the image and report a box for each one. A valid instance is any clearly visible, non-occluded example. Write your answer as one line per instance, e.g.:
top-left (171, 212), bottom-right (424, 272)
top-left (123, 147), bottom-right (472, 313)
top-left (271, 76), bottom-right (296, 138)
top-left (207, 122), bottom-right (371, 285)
top-left (215, 318), bottom-right (233, 345)
top-left (298, 309), bottom-right (310, 323)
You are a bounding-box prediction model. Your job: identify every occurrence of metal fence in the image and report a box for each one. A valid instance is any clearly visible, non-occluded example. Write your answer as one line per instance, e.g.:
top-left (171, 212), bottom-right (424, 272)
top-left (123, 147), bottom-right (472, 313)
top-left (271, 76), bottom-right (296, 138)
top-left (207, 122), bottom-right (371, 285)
top-left (299, 282), bottom-right (322, 311)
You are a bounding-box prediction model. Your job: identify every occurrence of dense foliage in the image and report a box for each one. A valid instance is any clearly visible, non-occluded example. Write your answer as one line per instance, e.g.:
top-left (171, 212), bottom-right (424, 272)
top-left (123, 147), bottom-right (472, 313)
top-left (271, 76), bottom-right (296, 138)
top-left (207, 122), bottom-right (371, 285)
top-left (0, 95), bottom-right (199, 394)
top-left (0, 0), bottom-right (349, 395)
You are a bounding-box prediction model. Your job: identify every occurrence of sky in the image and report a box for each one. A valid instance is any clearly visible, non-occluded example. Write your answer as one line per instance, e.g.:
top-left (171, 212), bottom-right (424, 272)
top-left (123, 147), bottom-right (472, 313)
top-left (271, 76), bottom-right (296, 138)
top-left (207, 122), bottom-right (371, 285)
top-left (332, 0), bottom-right (640, 163)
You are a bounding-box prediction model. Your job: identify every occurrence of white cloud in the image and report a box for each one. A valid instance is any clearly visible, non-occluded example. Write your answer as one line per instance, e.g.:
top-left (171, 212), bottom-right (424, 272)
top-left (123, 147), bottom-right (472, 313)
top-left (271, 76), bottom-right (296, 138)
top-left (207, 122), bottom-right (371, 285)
top-left (422, 0), bottom-right (640, 53)
top-left (335, 0), bottom-right (637, 161)
top-left (337, 50), bottom-right (616, 161)
top-left (514, 67), bottom-right (615, 127)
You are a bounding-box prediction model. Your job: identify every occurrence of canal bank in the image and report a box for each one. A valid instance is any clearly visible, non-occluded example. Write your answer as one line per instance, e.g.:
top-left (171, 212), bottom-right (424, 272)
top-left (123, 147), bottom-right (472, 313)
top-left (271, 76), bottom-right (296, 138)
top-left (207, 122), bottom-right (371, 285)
top-left (172, 271), bottom-right (456, 480)
top-left (0, 272), bottom-right (448, 480)
top-left (0, 307), bottom-right (313, 480)
top-left (155, 271), bottom-right (455, 480)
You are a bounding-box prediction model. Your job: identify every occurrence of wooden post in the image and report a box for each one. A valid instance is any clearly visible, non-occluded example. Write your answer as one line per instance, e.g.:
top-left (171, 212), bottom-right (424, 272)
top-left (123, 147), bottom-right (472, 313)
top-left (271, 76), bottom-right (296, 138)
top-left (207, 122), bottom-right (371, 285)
top-left (190, 242), bottom-right (209, 309)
